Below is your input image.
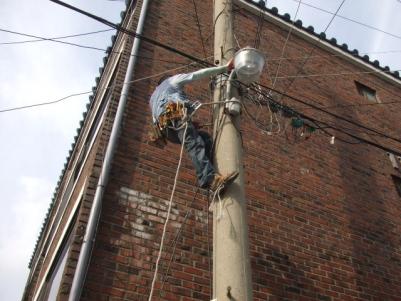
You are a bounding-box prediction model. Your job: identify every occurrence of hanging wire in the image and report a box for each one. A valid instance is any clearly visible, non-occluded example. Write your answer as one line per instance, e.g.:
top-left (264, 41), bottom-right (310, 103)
top-left (253, 1), bottom-right (265, 49)
top-left (192, 0), bottom-right (208, 58)
top-left (158, 185), bottom-right (201, 296)
top-left (271, 0), bottom-right (302, 89)
top-left (280, 0), bottom-right (347, 95)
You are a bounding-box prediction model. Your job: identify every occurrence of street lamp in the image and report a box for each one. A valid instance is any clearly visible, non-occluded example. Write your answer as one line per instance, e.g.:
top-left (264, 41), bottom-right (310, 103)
top-left (234, 47), bottom-right (265, 84)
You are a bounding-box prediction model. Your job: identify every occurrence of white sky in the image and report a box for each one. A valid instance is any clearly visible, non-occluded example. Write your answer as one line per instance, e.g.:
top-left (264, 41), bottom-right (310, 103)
top-left (0, 0), bottom-right (400, 300)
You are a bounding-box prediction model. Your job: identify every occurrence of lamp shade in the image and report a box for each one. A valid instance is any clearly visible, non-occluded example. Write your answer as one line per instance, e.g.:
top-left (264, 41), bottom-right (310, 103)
top-left (234, 47), bottom-right (265, 84)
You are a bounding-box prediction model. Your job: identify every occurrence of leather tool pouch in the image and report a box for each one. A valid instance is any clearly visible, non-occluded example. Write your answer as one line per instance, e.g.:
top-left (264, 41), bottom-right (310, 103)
top-left (148, 122), bottom-right (167, 146)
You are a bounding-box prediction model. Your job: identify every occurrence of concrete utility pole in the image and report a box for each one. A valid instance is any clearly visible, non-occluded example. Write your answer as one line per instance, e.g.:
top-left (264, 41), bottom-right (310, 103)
top-left (212, 0), bottom-right (253, 300)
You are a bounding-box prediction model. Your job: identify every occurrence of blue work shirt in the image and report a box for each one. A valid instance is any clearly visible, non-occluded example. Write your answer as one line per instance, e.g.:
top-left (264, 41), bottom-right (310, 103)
top-left (149, 65), bottom-right (228, 123)
top-left (149, 73), bottom-right (192, 123)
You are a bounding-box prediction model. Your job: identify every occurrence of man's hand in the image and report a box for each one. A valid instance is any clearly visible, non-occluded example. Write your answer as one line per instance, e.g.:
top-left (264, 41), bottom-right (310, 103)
top-left (227, 58), bottom-right (235, 72)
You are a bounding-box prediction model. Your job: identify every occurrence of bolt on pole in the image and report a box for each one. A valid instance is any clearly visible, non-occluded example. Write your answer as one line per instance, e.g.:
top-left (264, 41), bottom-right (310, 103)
top-left (212, 0), bottom-right (253, 300)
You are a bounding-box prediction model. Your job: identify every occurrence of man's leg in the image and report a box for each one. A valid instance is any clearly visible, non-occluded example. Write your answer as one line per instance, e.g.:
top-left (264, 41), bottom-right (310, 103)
top-left (176, 121), bottom-right (215, 188)
top-left (198, 130), bottom-right (213, 162)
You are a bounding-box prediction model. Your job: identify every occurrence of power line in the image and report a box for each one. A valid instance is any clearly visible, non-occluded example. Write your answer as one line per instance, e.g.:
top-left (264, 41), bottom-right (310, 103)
top-left (0, 27), bottom-right (112, 52)
top-left (0, 91), bottom-right (92, 113)
top-left (49, 0), bottom-right (213, 67)
top-left (239, 1), bottom-right (401, 107)
top-left (267, 49), bottom-right (401, 63)
top-left (192, 0), bottom-right (208, 58)
top-left (0, 27), bottom-right (189, 65)
top-left (0, 62), bottom-right (198, 113)
top-left (253, 1), bottom-right (266, 49)
top-left (50, 0), bottom-right (401, 104)
top-left (271, 0), bottom-right (302, 88)
top-left (291, 0), bottom-right (401, 42)
top-left (302, 98), bottom-right (401, 111)
top-left (32, 0), bottom-right (401, 149)
top-left (253, 82), bottom-right (401, 144)
top-left (245, 86), bottom-right (401, 156)
top-left (279, 0), bottom-right (346, 97)
top-left (272, 68), bottom-right (401, 80)
top-left (0, 28), bottom-right (113, 45)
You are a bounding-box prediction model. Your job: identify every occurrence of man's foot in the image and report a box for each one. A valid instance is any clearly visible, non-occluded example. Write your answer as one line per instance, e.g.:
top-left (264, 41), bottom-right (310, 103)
top-left (209, 171), bottom-right (239, 195)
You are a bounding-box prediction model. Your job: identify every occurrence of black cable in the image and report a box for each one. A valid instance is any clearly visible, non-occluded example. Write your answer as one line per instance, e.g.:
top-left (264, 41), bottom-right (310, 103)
top-left (0, 27), bottom-right (189, 65)
top-left (301, 98), bottom-right (401, 111)
top-left (236, 1), bottom-right (401, 112)
top-left (253, 82), bottom-right (401, 144)
top-left (280, 0), bottom-right (346, 95)
top-left (203, 0), bottom-right (229, 45)
top-left (291, 0), bottom-right (401, 42)
top-left (35, 0), bottom-right (401, 156)
top-left (159, 185), bottom-right (201, 295)
top-left (47, 0), bottom-right (401, 128)
top-left (310, 121), bottom-right (363, 145)
top-left (246, 85), bottom-right (401, 156)
top-left (0, 91), bottom-right (92, 113)
top-left (307, 114), bottom-right (401, 155)
top-left (0, 27), bottom-right (112, 52)
top-left (253, 2), bottom-right (264, 49)
top-left (192, 0), bottom-right (208, 58)
top-left (0, 28), bottom-right (113, 45)
top-left (49, 0), bottom-right (213, 67)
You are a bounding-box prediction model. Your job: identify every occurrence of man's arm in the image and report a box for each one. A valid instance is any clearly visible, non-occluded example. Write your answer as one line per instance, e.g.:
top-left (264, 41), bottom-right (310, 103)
top-left (170, 60), bottom-right (234, 87)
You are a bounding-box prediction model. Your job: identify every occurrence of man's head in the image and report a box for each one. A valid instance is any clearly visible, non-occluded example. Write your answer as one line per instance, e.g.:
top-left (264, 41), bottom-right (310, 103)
top-left (157, 74), bottom-right (170, 86)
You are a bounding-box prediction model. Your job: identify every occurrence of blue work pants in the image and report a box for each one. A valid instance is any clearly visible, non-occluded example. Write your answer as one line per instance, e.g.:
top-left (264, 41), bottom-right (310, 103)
top-left (164, 121), bottom-right (215, 188)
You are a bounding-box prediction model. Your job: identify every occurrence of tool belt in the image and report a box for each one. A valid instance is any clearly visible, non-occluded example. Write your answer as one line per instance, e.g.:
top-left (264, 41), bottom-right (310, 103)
top-left (158, 102), bottom-right (185, 130)
top-left (149, 101), bottom-right (185, 144)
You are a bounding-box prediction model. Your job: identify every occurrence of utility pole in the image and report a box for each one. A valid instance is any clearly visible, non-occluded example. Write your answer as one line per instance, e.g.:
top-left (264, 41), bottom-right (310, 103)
top-left (212, 0), bottom-right (253, 300)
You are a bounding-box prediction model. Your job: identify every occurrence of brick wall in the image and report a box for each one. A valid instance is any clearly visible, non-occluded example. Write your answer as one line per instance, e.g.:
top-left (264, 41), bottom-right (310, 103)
top-left (38, 0), bottom-right (401, 300)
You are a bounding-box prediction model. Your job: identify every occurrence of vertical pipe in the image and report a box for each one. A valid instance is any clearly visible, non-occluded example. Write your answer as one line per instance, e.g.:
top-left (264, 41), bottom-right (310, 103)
top-left (68, 0), bottom-right (150, 300)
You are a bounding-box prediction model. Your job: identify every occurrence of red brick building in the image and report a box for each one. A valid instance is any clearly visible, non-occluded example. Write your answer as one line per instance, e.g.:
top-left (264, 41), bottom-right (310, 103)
top-left (23, 0), bottom-right (401, 300)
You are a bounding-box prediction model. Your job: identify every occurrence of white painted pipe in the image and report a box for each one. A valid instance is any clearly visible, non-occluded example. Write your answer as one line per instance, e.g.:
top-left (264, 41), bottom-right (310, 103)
top-left (68, 0), bottom-right (151, 299)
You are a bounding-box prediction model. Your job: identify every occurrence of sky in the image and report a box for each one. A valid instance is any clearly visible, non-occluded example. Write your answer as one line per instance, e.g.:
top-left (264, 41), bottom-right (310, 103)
top-left (0, 0), bottom-right (401, 300)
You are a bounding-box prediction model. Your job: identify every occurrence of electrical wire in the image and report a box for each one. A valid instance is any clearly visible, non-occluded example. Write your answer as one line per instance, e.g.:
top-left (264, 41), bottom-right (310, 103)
top-left (290, 0), bottom-right (401, 42)
top-left (158, 185), bottom-right (201, 295)
top-left (267, 49), bottom-right (401, 63)
top-left (0, 27), bottom-right (189, 65)
top-left (0, 61), bottom-right (204, 113)
top-left (49, 0), bottom-right (401, 108)
top-left (26, 1), bottom-right (401, 155)
top-left (271, 0), bottom-right (302, 88)
top-left (234, 1), bottom-right (401, 112)
top-left (252, 82), bottom-right (401, 144)
top-left (280, 0), bottom-right (346, 94)
top-left (245, 83), bottom-right (401, 156)
top-left (204, 0), bottom-right (229, 45)
top-left (302, 98), bottom-right (401, 111)
top-left (272, 68), bottom-right (401, 80)
top-left (49, 0), bottom-right (213, 67)
top-left (192, 0), bottom-right (208, 58)
top-left (0, 27), bottom-right (113, 52)
top-left (148, 119), bottom-right (188, 301)
top-left (253, 1), bottom-right (265, 49)
top-left (0, 28), bottom-right (113, 45)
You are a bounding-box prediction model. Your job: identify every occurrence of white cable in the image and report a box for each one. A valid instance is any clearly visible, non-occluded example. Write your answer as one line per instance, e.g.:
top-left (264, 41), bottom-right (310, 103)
top-left (0, 56), bottom-right (214, 113)
top-left (271, 0), bottom-right (302, 89)
top-left (148, 113), bottom-right (188, 301)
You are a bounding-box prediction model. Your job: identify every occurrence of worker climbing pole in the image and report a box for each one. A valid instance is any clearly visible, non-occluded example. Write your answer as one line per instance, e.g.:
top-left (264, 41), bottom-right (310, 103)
top-left (148, 61), bottom-right (239, 193)
top-left (148, 1), bottom-right (266, 299)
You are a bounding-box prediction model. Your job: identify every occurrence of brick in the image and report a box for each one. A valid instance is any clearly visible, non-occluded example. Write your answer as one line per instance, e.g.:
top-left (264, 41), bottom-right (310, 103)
top-left (24, 0), bottom-right (401, 300)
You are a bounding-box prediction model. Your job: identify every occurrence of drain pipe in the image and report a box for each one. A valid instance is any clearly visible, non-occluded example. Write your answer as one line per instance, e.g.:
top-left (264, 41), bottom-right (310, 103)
top-left (68, 0), bottom-right (151, 300)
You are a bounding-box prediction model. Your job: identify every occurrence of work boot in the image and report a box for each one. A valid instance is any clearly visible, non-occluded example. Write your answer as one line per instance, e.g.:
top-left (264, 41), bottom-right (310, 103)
top-left (209, 171), bottom-right (239, 195)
